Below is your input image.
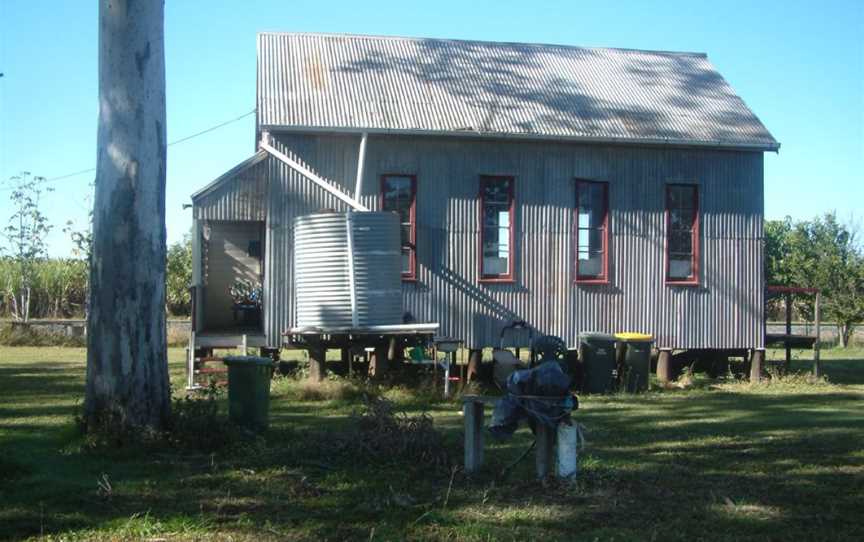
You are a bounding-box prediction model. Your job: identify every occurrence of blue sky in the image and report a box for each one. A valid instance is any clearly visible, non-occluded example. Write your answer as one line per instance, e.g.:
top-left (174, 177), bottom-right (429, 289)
top-left (1, 0), bottom-right (861, 256)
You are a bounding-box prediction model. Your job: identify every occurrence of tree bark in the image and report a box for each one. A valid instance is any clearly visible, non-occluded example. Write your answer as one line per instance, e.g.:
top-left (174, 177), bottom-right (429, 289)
top-left (838, 323), bottom-right (850, 348)
top-left (84, 0), bottom-right (170, 430)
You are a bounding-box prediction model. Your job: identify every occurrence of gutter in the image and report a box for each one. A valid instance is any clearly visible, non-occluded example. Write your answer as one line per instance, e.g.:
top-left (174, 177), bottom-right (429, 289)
top-left (260, 124), bottom-right (780, 153)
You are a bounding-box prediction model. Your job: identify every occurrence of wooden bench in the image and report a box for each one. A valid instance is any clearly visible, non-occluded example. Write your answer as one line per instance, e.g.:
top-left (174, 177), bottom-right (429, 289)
top-left (462, 394), bottom-right (572, 479)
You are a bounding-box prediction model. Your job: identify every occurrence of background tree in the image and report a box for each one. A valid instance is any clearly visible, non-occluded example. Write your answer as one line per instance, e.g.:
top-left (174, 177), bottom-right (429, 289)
top-left (765, 213), bottom-right (864, 347)
top-left (166, 236), bottom-right (192, 316)
top-left (84, 0), bottom-right (170, 430)
top-left (1, 172), bottom-right (53, 323)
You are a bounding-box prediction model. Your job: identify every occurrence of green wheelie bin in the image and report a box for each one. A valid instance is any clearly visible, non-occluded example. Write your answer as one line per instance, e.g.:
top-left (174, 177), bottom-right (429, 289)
top-left (579, 332), bottom-right (617, 393)
top-left (615, 333), bottom-right (654, 392)
top-left (223, 356), bottom-right (273, 431)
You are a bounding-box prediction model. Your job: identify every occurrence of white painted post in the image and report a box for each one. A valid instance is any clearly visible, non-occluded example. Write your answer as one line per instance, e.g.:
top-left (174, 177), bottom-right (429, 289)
top-left (557, 422), bottom-right (580, 479)
top-left (354, 132), bottom-right (368, 201)
top-left (814, 292), bottom-right (822, 378)
top-left (187, 330), bottom-right (196, 389)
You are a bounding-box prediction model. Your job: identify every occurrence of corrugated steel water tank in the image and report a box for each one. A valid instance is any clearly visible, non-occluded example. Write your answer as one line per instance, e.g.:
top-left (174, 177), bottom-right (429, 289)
top-left (294, 212), bottom-right (402, 329)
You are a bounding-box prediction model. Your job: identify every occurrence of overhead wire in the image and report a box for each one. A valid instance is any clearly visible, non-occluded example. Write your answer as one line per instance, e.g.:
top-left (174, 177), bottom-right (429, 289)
top-left (1, 108), bottom-right (256, 191)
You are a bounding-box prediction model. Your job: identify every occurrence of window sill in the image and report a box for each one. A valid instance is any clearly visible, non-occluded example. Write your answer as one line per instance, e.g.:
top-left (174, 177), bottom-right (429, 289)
top-left (574, 278), bottom-right (610, 285)
top-left (401, 276), bottom-right (418, 283)
top-left (666, 279), bottom-right (700, 287)
top-left (480, 277), bottom-right (515, 284)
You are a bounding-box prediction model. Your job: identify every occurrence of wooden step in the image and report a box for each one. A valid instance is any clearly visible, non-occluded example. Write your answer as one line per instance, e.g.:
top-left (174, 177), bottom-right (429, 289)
top-left (195, 366), bottom-right (228, 375)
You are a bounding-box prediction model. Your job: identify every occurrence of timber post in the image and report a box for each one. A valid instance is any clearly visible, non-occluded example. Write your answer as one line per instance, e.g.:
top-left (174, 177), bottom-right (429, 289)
top-left (784, 292), bottom-right (793, 373)
top-left (534, 423), bottom-right (555, 480)
top-left (340, 347), bottom-right (351, 375)
top-left (656, 349), bottom-right (672, 383)
top-left (370, 343), bottom-right (389, 378)
top-left (308, 346), bottom-right (326, 382)
top-left (750, 348), bottom-right (765, 383)
top-left (814, 292), bottom-right (822, 378)
top-left (463, 400), bottom-right (485, 473)
top-left (467, 349), bottom-right (482, 383)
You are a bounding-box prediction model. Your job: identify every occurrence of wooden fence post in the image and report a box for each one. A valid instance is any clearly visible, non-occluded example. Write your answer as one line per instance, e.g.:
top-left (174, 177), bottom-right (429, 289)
top-left (814, 292), bottom-right (821, 378)
top-left (463, 401), bottom-right (485, 473)
top-left (750, 348), bottom-right (765, 383)
top-left (535, 423), bottom-right (555, 480)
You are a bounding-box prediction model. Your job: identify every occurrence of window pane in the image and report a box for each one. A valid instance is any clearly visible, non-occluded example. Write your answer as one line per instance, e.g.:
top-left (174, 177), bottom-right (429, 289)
top-left (579, 251), bottom-right (603, 277)
top-left (577, 228), bottom-right (604, 252)
top-left (401, 248), bottom-right (411, 274)
top-left (669, 185), bottom-right (696, 210)
top-left (382, 177), bottom-right (412, 210)
top-left (588, 229), bottom-right (603, 251)
top-left (483, 179), bottom-right (511, 204)
top-left (482, 178), bottom-right (513, 276)
top-left (670, 209), bottom-right (695, 231)
top-left (383, 175), bottom-right (416, 277)
top-left (575, 181), bottom-right (608, 281)
top-left (670, 231), bottom-right (692, 254)
top-left (669, 256), bottom-right (693, 279)
top-left (483, 255), bottom-right (509, 275)
top-left (400, 224), bottom-right (412, 247)
top-left (577, 228), bottom-right (590, 250)
top-left (497, 227), bottom-right (510, 257)
top-left (578, 184), bottom-right (605, 228)
top-left (666, 184), bottom-right (697, 281)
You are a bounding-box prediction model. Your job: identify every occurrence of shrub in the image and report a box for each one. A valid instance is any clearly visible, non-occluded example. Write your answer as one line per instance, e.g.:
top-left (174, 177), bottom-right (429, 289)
top-left (270, 373), bottom-right (376, 402)
top-left (167, 383), bottom-right (238, 451)
top-left (0, 322), bottom-right (86, 347)
top-left (333, 396), bottom-right (450, 472)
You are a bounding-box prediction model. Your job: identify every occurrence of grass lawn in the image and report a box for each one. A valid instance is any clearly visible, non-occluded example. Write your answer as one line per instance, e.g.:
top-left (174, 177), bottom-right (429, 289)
top-left (1, 346), bottom-right (863, 541)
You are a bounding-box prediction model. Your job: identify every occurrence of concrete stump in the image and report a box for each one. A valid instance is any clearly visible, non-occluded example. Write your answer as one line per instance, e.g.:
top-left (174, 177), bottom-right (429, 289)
top-left (656, 349), bottom-right (672, 383)
top-left (309, 347), bottom-right (326, 382)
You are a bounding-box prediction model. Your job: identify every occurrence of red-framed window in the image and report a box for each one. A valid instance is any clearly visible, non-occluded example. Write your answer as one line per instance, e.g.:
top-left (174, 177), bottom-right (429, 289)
top-left (381, 174), bottom-right (417, 280)
top-left (665, 183), bottom-right (699, 285)
top-left (574, 180), bottom-right (609, 283)
top-left (479, 176), bottom-right (515, 282)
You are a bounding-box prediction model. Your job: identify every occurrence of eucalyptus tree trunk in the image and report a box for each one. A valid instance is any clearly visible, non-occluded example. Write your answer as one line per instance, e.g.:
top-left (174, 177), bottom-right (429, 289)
top-left (84, 0), bottom-right (170, 430)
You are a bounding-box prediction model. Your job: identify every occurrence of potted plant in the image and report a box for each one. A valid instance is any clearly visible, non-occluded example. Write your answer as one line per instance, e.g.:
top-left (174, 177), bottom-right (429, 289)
top-left (229, 278), bottom-right (262, 327)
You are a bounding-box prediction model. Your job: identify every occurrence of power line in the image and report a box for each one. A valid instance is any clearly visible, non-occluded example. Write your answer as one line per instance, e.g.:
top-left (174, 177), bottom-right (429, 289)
top-left (2, 108), bottom-right (256, 189)
top-left (165, 109), bottom-right (255, 147)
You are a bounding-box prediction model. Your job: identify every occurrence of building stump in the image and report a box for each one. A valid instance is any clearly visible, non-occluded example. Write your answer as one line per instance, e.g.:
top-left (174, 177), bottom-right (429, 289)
top-left (750, 349), bottom-right (765, 383)
top-left (656, 349), bottom-right (672, 383)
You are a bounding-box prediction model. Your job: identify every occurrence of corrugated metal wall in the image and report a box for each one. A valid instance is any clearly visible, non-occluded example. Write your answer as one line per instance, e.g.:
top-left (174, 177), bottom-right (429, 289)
top-left (194, 158), bottom-right (270, 221)
top-left (232, 132), bottom-right (764, 350)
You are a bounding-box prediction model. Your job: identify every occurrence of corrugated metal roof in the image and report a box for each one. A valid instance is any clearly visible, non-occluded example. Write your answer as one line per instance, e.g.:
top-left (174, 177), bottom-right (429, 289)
top-left (257, 32), bottom-right (779, 151)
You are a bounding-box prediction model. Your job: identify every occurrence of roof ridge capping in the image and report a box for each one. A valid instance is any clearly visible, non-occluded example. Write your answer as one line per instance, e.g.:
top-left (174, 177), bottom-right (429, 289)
top-left (256, 31), bottom-right (708, 58)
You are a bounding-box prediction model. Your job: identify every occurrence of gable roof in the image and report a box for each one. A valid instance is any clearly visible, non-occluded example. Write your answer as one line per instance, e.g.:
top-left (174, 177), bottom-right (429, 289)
top-left (190, 150), bottom-right (268, 201)
top-left (257, 32), bottom-right (779, 151)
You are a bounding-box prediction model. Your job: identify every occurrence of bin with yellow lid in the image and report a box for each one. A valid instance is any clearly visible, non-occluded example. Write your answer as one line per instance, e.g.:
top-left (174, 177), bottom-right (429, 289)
top-left (614, 332), bottom-right (654, 392)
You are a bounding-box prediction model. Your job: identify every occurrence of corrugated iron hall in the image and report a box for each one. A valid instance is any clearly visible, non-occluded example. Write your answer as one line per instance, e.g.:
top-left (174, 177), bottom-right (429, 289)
top-left (188, 32), bottom-right (779, 367)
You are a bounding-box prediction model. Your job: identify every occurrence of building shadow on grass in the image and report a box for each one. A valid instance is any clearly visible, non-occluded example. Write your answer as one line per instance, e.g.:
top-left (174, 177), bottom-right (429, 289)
top-left (1, 356), bottom-right (862, 540)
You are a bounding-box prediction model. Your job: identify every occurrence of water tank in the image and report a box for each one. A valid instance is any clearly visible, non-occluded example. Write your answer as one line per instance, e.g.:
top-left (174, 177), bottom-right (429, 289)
top-left (294, 211), bottom-right (402, 329)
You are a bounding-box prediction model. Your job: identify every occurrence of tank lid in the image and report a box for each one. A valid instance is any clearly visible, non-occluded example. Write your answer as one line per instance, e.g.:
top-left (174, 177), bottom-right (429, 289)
top-left (614, 332), bottom-right (654, 342)
top-left (223, 356), bottom-right (274, 367)
top-left (579, 332), bottom-right (616, 342)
